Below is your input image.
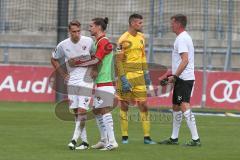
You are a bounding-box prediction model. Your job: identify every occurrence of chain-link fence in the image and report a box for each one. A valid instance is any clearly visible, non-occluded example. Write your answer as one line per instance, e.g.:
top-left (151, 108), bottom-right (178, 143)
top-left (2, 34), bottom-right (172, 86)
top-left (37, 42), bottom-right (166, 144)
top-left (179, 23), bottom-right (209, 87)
top-left (0, 0), bottom-right (240, 70)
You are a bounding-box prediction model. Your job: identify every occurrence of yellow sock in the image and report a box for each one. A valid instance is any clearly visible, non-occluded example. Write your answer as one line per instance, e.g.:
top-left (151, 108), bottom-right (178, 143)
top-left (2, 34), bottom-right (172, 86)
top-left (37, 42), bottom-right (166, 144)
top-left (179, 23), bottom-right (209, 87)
top-left (120, 109), bottom-right (128, 136)
top-left (140, 111), bottom-right (150, 137)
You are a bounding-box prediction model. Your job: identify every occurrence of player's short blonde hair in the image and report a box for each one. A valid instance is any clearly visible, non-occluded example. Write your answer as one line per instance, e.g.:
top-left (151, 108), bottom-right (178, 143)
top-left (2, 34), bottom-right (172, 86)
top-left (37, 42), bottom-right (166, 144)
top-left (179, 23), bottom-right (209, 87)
top-left (68, 20), bottom-right (81, 29)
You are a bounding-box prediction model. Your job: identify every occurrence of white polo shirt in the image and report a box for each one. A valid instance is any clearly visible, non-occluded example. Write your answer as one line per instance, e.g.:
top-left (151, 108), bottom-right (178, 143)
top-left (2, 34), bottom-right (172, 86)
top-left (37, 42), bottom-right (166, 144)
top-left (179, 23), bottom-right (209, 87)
top-left (172, 31), bottom-right (195, 80)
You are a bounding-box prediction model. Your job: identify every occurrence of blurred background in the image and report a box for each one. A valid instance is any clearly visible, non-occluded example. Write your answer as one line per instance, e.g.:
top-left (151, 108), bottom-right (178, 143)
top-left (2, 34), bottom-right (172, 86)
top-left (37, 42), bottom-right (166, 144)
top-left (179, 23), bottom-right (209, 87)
top-left (0, 0), bottom-right (239, 109)
top-left (0, 0), bottom-right (239, 70)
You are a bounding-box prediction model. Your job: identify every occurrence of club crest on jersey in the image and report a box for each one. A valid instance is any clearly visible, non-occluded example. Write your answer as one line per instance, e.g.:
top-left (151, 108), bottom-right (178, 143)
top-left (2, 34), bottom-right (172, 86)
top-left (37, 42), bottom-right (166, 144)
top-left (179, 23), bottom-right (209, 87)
top-left (82, 45), bottom-right (87, 50)
top-left (140, 40), bottom-right (144, 45)
top-left (66, 48), bottom-right (70, 52)
top-left (84, 97), bottom-right (89, 103)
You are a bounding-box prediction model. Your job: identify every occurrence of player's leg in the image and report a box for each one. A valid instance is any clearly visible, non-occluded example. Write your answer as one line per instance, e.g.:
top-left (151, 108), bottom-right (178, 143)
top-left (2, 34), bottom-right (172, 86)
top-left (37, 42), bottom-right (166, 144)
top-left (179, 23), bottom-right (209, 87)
top-left (159, 79), bottom-right (182, 145)
top-left (138, 100), bottom-right (156, 144)
top-left (67, 95), bottom-right (90, 150)
top-left (94, 86), bottom-right (118, 150)
top-left (171, 104), bottom-right (182, 142)
top-left (133, 75), bottom-right (156, 144)
top-left (100, 108), bottom-right (118, 150)
top-left (180, 80), bottom-right (200, 146)
top-left (75, 95), bottom-right (92, 150)
top-left (67, 94), bottom-right (79, 150)
top-left (120, 100), bottom-right (129, 144)
top-left (181, 102), bottom-right (200, 146)
top-left (91, 109), bottom-right (107, 149)
top-left (116, 76), bottom-right (130, 144)
top-left (159, 104), bottom-right (182, 145)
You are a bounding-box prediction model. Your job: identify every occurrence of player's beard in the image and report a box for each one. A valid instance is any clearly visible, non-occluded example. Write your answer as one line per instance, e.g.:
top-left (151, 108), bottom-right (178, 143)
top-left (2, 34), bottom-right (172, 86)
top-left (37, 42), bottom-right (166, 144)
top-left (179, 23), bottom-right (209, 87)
top-left (71, 37), bottom-right (79, 43)
top-left (136, 27), bottom-right (143, 32)
top-left (90, 31), bottom-right (96, 37)
top-left (136, 29), bottom-right (142, 32)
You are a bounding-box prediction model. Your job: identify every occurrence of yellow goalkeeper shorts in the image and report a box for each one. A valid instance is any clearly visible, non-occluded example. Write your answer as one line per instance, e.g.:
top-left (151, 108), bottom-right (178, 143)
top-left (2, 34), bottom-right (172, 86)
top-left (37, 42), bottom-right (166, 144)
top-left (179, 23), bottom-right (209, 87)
top-left (117, 71), bottom-right (147, 101)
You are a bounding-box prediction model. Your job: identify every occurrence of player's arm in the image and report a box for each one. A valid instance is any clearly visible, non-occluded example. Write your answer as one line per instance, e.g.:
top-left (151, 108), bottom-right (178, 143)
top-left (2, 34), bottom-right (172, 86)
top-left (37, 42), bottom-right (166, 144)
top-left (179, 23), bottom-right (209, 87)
top-left (51, 45), bottom-right (69, 81)
top-left (141, 36), bottom-right (151, 86)
top-left (51, 58), bottom-right (69, 81)
top-left (142, 49), bottom-right (148, 72)
top-left (116, 40), bottom-right (132, 92)
top-left (115, 48), bottom-right (125, 77)
top-left (175, 52), bottom-right (189, 77)
top-left (168, 52), bottom-right (188, 83)
top-left (69, 56), bottom-right (100, 67)
top-left (116, 37), bottom-right (128, 77)
top-left (68, 40), bottom-right (111, 67)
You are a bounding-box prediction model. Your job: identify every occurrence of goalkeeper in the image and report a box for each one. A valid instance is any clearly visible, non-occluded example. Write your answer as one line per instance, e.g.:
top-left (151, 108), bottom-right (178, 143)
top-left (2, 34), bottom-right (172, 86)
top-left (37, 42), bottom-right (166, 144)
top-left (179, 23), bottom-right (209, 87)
top-left (116, 13), bottom-right (156, 145)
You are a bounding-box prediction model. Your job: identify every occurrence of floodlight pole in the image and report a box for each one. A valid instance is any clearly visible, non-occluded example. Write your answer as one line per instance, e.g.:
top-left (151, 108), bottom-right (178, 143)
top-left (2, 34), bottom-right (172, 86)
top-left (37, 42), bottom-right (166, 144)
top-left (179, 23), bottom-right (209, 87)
top-left (56, 0), bottom-right (69, 101)
top-left (0, 0), bottom-right (6, 33)
top-left (201, 0), bottom-right (208, 108)
top-left (224, 0), bottom-right (233, 71)
top-left (147, 0), bottom-right (155, 63)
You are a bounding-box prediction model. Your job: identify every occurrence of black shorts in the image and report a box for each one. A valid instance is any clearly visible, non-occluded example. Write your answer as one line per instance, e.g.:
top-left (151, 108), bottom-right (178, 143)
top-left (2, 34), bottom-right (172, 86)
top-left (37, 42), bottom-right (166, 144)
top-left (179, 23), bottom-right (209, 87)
top-left (172, 77), bottom-right (194, 105)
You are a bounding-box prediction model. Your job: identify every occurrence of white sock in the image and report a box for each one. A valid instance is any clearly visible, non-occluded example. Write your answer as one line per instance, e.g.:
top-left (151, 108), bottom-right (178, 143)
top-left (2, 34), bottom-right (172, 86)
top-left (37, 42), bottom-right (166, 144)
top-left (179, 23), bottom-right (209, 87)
top-left (80, 123), bottom-right (88, 143)
top-left (72, 117), bottom-right (81, 142)
top-left (79, 114), bottom-right (88, 143)
top-left (72, 114), bottom-right (88, 143)
top-left (95, 115), bottom-right (107, 143)
top-left (102, 113), bottom-right (117, 144)
top-left (183, 109), bottom-right (199, 140)
top-left (171, 111), bottom-right (182, 139)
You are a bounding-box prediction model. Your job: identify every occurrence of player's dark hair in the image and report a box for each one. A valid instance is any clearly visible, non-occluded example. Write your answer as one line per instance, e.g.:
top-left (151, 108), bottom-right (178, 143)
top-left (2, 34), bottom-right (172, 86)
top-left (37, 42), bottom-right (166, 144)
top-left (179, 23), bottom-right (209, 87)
top-left (171, 14), bottom-right (187, 28)
top-left (129, 13), bottom-right (143, 25)
top-left (68, 20), bottom-right (81, 29)
top-left (92, 17), bottom-right (109, 31)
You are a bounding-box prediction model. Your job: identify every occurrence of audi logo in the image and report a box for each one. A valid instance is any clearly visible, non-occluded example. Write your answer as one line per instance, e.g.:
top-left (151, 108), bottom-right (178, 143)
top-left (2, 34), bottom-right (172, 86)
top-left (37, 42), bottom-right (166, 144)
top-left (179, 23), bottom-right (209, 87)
top-left (210, 80), bottom-right (240, 103)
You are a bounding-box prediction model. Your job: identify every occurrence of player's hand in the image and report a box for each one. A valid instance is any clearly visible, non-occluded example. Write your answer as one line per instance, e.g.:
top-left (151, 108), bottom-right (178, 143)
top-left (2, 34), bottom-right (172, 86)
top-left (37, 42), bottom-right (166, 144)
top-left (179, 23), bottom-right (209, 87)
top-left (68, 58), bottom-right (76, 67)
top-left (120, 75), bottom-right (132, 93)
top-left (61, 73), bottom-right (69, 84)
top-left (90, 67), bottom-right (98, 79)
top-left (160, 75), bottom-right (177, 86)
top-left (144, 71), bottom-right (151, 86)
top-left (168, 75), bottom-right (177, 83)
top-left (160, 77), bottom-right (169, 86)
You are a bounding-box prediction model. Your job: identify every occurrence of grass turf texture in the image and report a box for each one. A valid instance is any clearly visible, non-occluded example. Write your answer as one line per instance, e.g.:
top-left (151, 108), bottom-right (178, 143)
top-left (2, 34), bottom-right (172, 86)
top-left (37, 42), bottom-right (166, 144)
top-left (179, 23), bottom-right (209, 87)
top-left (0, 101), bottom-right (239, 160)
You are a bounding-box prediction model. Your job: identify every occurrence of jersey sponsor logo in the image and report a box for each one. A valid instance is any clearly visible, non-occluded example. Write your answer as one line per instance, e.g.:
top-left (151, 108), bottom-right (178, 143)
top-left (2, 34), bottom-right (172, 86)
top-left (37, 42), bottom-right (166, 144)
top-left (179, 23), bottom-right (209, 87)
top-left (210, 80), bottom-right (240, 103)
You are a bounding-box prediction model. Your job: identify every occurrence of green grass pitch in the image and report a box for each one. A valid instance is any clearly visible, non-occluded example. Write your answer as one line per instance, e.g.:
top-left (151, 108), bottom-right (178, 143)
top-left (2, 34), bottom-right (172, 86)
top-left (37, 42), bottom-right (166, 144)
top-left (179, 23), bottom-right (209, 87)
top-left (0, 101), bottom-right (239, 160)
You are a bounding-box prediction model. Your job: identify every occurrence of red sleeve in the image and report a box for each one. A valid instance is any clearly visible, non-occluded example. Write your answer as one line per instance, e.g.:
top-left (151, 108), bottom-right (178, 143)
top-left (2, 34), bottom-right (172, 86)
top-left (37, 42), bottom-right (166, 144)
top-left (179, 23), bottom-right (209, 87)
top-left (95, 39), bottom-right (113, 61)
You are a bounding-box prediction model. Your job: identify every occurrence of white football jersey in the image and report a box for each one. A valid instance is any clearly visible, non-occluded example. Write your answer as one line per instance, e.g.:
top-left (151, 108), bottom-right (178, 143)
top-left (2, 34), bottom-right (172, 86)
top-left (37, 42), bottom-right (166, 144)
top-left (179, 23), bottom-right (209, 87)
top-left (52, 36), bottom-right (94, 86)
top-left (172, 31), bottom-right (195, 80)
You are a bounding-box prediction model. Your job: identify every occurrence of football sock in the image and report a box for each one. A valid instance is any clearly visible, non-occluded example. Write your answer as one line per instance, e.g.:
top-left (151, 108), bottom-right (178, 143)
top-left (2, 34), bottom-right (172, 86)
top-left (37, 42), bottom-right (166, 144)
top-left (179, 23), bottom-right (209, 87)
top-left (72, 116), bottom-right (81, 142)
top-left (140, 111), bottom-right (150, 137)
top-left (102, 113), bottom-right (117, 144)
top-left (80, 121), bottom-right (88, 143)
top-left (95, 115), bottom-right (107, 143)
top-left (183, 109), bottom-right (199, 140)
top-left (171, 111), bottom-right (182, 139)
top-left (120, 109), bottom-right (128, 136)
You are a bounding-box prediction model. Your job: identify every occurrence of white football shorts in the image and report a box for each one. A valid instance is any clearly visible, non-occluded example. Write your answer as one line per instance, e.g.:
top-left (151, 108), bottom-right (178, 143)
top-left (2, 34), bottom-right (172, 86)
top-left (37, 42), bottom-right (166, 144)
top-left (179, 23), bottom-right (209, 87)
top-left (93, 86), bottom-right (115, 109)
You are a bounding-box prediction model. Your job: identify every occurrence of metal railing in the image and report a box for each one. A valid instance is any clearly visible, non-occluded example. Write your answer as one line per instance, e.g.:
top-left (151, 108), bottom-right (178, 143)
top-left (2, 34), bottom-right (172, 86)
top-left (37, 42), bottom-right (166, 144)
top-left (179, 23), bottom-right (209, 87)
top-left (0, 44), bottom-right (54, 64)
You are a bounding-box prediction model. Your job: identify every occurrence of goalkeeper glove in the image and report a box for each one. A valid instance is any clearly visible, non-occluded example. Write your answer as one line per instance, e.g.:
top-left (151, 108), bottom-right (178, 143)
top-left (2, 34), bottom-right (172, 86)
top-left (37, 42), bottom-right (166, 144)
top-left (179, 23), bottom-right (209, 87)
top-left (120, 75), bottom-right (132, 93)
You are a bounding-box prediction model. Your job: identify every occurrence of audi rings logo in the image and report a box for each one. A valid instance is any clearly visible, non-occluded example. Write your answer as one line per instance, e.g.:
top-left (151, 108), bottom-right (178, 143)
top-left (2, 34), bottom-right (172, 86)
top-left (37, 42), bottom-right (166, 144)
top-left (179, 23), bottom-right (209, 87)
top-left (210, 80), bottom-right (240, 103)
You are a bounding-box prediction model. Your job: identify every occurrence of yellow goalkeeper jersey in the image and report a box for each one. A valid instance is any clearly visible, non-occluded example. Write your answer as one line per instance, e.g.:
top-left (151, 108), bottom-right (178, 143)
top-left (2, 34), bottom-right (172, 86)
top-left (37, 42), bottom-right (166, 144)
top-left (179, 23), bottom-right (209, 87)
top-left (117, 31), bottom-right (148, 76)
